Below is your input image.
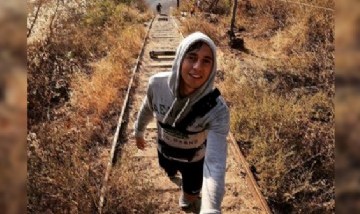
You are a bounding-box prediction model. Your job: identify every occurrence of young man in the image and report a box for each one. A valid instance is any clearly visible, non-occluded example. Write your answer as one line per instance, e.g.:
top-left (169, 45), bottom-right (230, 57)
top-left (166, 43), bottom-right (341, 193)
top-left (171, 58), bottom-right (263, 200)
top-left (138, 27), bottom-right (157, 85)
top-left (134, 32), bottom-right (229, 214)
top-left (156, 3), bottom-right (162, 14)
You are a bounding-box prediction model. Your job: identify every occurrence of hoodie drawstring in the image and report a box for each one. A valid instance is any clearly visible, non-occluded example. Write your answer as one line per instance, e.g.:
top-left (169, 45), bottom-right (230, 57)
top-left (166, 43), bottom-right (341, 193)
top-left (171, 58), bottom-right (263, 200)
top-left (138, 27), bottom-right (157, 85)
top-left (162, 97), bottom-right (177, 124)
top-left (172, 98), bottom-right (190, 127)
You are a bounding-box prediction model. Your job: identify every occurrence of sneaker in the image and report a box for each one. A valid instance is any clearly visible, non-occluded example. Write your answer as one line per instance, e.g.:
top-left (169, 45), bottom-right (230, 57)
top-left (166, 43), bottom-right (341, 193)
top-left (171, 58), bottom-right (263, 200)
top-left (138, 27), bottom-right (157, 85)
top-left (179, 192), bottom-right (201, 212)
top-left (178, 192), bottom-right (191, 208)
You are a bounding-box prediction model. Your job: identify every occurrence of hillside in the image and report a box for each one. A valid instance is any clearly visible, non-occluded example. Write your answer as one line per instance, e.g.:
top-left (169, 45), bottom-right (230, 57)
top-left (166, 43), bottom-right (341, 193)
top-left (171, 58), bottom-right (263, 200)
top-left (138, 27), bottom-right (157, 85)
top-left (27, 0), bottom-right (334, 213)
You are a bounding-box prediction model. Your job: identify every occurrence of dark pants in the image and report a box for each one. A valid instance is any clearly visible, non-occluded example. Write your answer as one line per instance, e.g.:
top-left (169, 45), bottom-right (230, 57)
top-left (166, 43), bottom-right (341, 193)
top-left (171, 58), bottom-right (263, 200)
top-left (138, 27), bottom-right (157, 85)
top-left (158, 151), bottom-right (204, 195)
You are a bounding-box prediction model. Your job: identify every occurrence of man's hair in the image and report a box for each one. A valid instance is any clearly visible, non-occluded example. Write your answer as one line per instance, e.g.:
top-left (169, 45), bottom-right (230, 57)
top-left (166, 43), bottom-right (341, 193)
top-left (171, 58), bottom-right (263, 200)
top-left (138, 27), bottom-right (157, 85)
top-left (186, 41), bottom-right (206, 54)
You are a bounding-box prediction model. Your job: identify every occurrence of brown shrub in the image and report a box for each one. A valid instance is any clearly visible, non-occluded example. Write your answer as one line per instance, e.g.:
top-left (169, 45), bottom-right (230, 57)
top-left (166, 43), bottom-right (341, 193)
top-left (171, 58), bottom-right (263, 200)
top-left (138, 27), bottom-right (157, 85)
top-left (181, 17), bottom-right (224, 45)
top-left (103, 146), bottom-right (158, 213)
top-left (244, 0), bottom-right (296, 31)
top-left (217, 1), bottom-right (335, 201)
top-left (28, 1), bottom-right (150, 213)
top-left (219, 65), bottom-right (334, 212)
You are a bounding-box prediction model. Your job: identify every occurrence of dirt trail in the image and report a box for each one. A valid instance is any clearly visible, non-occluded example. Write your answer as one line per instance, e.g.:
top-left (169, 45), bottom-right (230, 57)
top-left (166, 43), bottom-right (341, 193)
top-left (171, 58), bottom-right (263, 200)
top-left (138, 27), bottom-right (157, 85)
top-left (112, 15), bottom-right (267, 214)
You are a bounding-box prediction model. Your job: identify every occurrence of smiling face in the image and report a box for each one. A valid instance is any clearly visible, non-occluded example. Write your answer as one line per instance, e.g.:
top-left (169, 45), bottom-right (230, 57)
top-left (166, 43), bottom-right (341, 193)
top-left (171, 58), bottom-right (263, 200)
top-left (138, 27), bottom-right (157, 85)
top-left (179, 42), bottom-right (214, 97)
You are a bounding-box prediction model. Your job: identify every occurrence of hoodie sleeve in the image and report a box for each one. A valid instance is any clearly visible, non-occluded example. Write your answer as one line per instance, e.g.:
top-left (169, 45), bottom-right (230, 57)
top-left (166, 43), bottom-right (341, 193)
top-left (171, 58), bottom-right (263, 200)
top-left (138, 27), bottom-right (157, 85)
top-left (134, 79), bottom-right (154, 138)
top-left (200, 103), bottom-right (230, 214)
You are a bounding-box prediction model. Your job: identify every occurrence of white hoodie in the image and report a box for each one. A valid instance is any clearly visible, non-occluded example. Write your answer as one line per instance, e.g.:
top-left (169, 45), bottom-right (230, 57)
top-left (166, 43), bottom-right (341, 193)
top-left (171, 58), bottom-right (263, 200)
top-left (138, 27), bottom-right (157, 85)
top-left (134, 32), bottom-right (230, 214)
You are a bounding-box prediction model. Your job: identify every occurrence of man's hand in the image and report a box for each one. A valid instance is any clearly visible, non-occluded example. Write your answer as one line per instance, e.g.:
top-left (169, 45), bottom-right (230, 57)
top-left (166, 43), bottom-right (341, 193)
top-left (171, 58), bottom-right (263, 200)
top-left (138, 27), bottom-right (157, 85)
top-left (135, 137), bottom-right (146, 150)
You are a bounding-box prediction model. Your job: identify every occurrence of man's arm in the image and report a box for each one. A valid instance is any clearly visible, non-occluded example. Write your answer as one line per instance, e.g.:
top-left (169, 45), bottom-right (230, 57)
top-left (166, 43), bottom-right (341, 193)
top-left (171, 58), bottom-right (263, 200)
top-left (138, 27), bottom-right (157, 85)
top-left (200, 105), bottom-right (230, 214)
top-left (134, 96), bottom-right (154, 137)
top-left (134, 80), bottom-right (154, 149)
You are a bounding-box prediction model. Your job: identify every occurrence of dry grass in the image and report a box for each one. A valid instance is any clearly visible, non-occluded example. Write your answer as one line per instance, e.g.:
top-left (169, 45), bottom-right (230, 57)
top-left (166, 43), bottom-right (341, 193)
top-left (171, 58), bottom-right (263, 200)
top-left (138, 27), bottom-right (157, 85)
top-left (218, 57), bottom-right (334, 212)
top-left (70, 26), bottom-right (144, 127)
top-left (175, 0), bottom-right (232, 15)
top-left (181, 17), bottom-right (224, 45)
top-left (216, 0), bottom-right (335, 212)
top-left (177, 0), bottom-right (235, 46)
top-left (103, 146), bottom-right (158, 213)
top-left (28, 0), bottom-right (150, 212)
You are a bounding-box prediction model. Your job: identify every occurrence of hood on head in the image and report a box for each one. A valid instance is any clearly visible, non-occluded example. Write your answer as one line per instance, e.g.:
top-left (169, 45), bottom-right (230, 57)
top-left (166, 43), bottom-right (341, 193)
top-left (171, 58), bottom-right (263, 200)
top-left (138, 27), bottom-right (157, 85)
top-left (168, 31), bottom-right (217, 100)
top-left (163, 32), bottom-right (217, 126)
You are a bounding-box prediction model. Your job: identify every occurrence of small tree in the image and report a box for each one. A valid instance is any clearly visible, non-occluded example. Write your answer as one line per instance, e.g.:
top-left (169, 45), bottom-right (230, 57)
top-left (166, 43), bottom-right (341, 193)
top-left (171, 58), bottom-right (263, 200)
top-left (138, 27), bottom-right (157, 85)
top-left (27, 0), bottom-right (45, 38)
top-left (229, 0), bottom-right (238, 39)
top-left (48, 0), bottom-right (61, 42)
top-left (208, 0), bottom-right (220, 12)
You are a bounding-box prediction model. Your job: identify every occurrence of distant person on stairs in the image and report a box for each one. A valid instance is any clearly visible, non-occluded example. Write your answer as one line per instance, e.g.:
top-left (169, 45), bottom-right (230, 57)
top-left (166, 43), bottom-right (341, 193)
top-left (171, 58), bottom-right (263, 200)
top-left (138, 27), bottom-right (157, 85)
top-left (156, 2), bottom-right (162, 14)
top-left (134, 32), bottom-right (230, 214)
